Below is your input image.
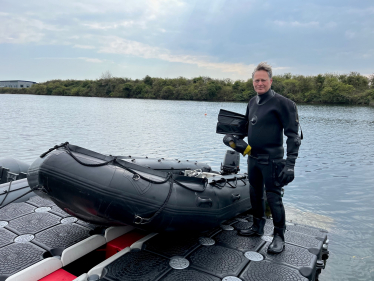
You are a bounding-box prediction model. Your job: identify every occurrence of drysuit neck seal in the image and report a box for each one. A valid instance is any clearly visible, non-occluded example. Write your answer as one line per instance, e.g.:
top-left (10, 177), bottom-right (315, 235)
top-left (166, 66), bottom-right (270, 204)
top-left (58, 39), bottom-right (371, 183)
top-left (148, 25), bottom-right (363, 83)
top-left (256, 89), bottom-right (274, 105)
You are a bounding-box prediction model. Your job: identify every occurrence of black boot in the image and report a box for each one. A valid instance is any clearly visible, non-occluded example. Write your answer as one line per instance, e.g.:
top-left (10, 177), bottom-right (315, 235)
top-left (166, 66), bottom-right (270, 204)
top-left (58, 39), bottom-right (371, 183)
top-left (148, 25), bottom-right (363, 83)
top-left (267, 227), bottom-right (285, 254)
top-left (239, 217), bottom-right (265, 236)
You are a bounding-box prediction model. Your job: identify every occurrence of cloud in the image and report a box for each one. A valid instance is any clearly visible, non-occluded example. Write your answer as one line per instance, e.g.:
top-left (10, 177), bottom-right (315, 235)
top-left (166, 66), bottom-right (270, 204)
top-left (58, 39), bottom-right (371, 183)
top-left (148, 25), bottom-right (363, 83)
top-left (345, 30), bottom-right (356, 39)
top-left (325, 21), bottom-right (338, 29)
top-left (0, 13), bottom-right (58, 44)
top-left (74, 44), bottom-right (96, 49)
top-left (98, 36), bottom-right (255, 75)
top-left (83, 21), bottom-right (137, 30)
top-left (273, 20), bottom-right (320, 28)
top-left (2, 0), bottom-right (372, 80)
top-left (272, 20), bottom-right (338, 31)
top-left (34, 57), bottom-right (104, 63)
top-left (10, 0), bottom-right (184, 18)
top-left (361, 49), bottom-right (374, 58)
top-left (78, 57), bottom-right (104, 63)
top-left (273, 66), bottom-right (290, 71)
top-left (0, 2), bottom-right (263, 77)
top-left (346, 6), bottom-right (374, 16)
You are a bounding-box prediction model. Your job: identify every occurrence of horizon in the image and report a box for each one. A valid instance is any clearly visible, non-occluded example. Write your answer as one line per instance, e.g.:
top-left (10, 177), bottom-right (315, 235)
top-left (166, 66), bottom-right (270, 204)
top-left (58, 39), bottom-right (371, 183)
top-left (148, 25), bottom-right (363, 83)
top-left (2, 71), bottom-right (372, 84)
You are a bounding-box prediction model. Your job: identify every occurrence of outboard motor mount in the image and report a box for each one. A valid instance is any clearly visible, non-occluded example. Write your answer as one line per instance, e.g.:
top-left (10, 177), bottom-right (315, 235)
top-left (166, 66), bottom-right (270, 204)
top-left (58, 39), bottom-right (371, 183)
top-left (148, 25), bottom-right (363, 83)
top-left (221, 150), bottom-right (240, 175)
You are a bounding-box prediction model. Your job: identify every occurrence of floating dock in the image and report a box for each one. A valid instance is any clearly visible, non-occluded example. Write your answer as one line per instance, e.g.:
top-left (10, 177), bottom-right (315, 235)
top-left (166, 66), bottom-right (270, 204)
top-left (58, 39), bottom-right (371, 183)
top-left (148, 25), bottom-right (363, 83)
top-left (0, 179), bottom-right (329, 281)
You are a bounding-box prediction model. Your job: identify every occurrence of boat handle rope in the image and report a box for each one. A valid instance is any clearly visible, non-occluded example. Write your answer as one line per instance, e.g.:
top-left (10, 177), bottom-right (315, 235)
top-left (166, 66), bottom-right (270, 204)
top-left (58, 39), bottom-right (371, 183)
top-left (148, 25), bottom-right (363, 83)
top-left (40, 142), bottom-right (69, 158)
top-left (0, 183), bottom-right (41, 209)
top-left (0, 180), bottom-right (13, 207)
top-left (61, 143), bottom-right (172, 185)
top-left (115, 161), bottom-right (172, 185)
top-left (117, 160), bottom-right (206, 192)
top-left (134, 178), bottom-right (174, 225)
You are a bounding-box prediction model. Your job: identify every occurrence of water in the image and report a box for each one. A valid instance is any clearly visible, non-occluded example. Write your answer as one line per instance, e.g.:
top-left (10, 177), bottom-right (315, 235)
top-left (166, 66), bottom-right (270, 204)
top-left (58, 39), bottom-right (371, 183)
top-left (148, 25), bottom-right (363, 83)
top-left (1, 94), bottom-right (374, 280)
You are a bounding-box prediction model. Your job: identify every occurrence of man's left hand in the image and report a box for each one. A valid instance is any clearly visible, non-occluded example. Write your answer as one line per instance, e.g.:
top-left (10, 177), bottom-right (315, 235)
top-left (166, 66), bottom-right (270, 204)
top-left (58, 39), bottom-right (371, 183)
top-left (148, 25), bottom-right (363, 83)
top-left (278, 165), bottom-right (294, 185)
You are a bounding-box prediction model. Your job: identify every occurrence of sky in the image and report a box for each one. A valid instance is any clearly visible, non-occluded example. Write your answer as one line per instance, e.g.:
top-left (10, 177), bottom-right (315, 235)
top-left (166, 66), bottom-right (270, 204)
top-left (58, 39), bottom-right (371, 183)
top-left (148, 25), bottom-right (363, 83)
top-left (1, 0), bottom-right (373, 82)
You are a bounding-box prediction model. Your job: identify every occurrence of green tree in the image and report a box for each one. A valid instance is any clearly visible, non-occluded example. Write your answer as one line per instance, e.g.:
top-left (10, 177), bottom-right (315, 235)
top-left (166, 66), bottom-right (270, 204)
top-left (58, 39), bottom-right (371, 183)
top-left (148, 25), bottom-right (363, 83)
top-left (206, 82), bottom-right (221, 100)
top-left (282, 79), bottom-right (299, 99)
top-left (133, 83), bottom-right (146, 98)
top-left (123, 83), bottom-right (133, 98)
top-left (320, 77), bottom-right (354, 103)
top-left (315, 74), bottom-right (325, 93)
top-left (217, 86), bottom-right (234, 101)
top-left (70, 87), bottom-right (85, 96)
top-left (52, 86), bottom-right (67, 96)
top-left (30, 84), bottom-right (47, 95)
top-left (369, 74), bottom-right (374, 89)
top-left (144, 75), bottom-right (153, 86)
top-left (160, 86), bottom-right (174, 99)
top-left (271, 76), bottom-right (285, 94)
top-left (346, 72), bottom-right (369, 92)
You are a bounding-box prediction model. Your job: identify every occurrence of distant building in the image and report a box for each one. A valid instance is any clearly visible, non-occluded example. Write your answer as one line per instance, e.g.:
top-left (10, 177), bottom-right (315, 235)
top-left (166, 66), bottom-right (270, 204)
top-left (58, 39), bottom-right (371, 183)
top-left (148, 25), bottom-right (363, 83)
top-left (0, 80), bottom-right (37, 88)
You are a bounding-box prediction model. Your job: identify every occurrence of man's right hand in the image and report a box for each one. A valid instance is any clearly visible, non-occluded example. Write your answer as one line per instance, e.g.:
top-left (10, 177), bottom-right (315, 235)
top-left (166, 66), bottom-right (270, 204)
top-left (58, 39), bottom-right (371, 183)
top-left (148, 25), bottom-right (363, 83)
top-left (223, 135), bottom-right (251, 156)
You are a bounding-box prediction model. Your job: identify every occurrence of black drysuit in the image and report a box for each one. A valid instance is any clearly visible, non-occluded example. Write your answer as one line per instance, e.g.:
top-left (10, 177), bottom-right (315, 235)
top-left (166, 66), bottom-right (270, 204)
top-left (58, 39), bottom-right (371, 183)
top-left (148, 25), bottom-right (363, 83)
top-left (244, 89), bottom-right (301, 229)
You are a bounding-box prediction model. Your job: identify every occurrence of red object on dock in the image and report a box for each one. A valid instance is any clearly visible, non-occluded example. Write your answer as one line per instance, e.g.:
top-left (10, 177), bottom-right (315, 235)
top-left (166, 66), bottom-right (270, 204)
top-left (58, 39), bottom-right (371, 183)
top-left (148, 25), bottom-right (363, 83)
top-left (105, 230), bottom-right (148, 259)
top-left (38, 269), bottom-right (76, 281)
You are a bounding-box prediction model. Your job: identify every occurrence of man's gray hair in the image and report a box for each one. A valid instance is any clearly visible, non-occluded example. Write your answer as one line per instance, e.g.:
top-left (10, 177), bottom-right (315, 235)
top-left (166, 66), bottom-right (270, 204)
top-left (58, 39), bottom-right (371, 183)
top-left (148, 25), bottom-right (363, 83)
top-left (252, 62), bottom-right (272, 79)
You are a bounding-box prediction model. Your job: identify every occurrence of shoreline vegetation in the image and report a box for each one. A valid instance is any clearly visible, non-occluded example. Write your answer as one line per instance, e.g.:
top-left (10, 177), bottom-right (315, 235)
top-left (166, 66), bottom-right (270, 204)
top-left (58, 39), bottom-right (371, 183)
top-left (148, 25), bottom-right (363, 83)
top-left (1, 72), bottom-right (373, 105)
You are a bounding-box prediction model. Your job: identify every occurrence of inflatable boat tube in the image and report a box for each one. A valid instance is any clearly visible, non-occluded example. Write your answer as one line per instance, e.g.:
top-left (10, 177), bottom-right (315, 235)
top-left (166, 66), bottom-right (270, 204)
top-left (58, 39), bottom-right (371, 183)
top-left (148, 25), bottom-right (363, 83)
top-left (0, 157), bottom-right (30, 183)
top-left (27, 143), bottom-right (251, 232)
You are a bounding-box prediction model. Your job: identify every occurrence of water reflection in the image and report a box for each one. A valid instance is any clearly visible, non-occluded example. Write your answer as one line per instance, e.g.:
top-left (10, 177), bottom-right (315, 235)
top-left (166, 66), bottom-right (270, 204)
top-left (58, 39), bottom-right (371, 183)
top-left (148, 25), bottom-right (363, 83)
top-left (1, 94), bottom-right (374, 280)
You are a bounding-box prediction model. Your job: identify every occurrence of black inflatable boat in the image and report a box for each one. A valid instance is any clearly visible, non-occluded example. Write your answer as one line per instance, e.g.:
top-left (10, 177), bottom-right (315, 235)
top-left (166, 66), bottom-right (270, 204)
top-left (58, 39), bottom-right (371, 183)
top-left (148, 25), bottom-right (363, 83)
top-left (27, 143), bottom-right (251, 232)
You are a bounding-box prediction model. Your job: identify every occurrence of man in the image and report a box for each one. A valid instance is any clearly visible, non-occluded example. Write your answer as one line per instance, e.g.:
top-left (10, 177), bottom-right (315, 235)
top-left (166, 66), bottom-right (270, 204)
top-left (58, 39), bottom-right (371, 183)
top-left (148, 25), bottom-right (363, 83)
top-left (237, 62), bottom-right (301, 254)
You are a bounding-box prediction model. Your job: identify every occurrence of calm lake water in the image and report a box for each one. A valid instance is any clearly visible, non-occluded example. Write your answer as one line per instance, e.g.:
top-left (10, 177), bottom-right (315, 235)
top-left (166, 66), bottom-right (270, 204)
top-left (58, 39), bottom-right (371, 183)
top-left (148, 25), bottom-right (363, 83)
top-left (1, 94), bottom-right (374, 281)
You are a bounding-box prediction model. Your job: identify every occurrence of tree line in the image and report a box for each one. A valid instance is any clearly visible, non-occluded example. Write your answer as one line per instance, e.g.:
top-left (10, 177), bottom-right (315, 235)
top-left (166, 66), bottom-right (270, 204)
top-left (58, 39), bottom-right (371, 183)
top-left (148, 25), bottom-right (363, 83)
top-left (1, 72), bottom-right (373, 105)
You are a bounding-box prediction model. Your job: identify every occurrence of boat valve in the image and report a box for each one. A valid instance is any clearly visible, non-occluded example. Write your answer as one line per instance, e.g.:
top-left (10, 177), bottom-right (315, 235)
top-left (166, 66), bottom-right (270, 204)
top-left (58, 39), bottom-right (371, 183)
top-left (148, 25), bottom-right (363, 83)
top-left (132, 174), bottom-right (140, 181)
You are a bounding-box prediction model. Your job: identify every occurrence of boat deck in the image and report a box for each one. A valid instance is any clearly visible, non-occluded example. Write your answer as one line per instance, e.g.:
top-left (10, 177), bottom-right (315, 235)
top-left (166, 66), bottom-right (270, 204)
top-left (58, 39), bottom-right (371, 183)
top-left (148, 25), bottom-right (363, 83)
top-left (0, 180), bottom-right (329, 281)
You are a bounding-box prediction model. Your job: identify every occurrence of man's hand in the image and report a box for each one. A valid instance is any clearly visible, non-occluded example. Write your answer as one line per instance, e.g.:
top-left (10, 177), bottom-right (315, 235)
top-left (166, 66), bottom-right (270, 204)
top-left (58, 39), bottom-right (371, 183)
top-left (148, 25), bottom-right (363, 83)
top-left (278, 162), bottom-right (295, 185)
top-left (223, 135), bottom-right (251, 156)
top-left (242, 145), bottom-right (251, 156)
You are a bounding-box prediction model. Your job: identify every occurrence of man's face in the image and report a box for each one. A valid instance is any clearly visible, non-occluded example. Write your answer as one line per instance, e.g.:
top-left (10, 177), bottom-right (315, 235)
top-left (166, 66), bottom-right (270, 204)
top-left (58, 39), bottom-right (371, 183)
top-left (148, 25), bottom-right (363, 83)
top-left (253, 70), bottom-right (272, 95)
